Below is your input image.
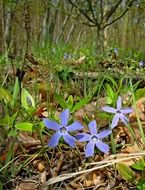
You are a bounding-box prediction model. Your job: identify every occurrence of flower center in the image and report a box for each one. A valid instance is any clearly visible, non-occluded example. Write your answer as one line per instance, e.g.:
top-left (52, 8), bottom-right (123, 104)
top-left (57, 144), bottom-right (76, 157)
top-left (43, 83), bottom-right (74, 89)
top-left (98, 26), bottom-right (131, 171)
top-left (91, 135), bottom-right (99, 143)
top-left (60, 127), bottom-right (67, 134)
top-left (116, 110), bottom-right (121, 114)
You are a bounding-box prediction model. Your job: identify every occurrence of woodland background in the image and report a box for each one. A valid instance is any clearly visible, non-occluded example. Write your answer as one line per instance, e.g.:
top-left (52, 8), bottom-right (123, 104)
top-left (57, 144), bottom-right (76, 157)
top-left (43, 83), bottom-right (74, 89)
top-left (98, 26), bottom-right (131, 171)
top-left (0, 0), bottom-right (145, 56)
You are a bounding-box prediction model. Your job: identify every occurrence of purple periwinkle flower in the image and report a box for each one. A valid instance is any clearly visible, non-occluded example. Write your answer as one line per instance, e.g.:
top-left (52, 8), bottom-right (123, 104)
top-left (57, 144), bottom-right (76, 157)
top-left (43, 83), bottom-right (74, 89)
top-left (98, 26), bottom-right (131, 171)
top-left (76, 120), bottom-right (111, 157)
top-left (139, 60), bottom-right (145, 67)
top-left (114, 48), bottom-right (118, 54)
top-left (43, 109), bottom-right (83, 148)
top-left (102, 96), bottom-right (133, 129)
top-left (64, 53), bottom-right (72, 59)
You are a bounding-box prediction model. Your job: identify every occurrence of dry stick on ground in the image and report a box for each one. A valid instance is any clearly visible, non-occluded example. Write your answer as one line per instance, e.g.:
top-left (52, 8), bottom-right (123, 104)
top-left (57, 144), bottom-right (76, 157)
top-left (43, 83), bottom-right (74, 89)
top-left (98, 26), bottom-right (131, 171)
top-left (44, 151), bottom-right (145, 187)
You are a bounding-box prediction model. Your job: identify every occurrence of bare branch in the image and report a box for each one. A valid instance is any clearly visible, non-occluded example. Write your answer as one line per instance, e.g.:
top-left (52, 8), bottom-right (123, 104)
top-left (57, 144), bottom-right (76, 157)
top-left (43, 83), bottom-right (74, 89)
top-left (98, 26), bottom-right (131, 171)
top-left (104, 0), bottom-right (135, 28)
top-left (86, 0), bottom-right (99, 27)
top-left (67, 0), bottom-right (97, 25)
top-left (105, 0), bottom-right (123, 22)
top-left (100, 0), bottom-right (103, 24)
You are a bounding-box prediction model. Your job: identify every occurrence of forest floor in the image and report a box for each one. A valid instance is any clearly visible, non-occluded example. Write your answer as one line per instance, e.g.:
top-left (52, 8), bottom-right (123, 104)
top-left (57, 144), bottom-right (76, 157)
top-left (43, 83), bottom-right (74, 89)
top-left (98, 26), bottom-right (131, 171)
top-left (1, 52), bottom-right (145, 190)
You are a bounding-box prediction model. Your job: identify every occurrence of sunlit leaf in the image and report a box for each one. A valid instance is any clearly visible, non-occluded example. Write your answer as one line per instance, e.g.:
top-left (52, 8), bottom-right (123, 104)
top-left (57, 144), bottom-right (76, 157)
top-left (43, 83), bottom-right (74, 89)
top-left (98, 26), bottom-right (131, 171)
top-left (21, 88), bottom-right (35, 110)
top-left (117, 163), bottom-right (134, 181)
top-left (12, 77), bottom-right (19, 104)
top-left (0, 86), bottom-right (13, 103)
top-left (15, 122), bottom-right (34, 131)
top-left (135, 88), bottom-right (145, 101)
top-left (66, 95), bottom-right (74, 110)
top-left (132, 159), bottom-right (145, 171)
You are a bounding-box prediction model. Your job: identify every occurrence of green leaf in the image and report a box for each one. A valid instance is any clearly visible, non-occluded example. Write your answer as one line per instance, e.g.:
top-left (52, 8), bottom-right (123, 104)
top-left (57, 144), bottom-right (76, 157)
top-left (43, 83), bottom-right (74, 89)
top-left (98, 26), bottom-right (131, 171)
top-left (105, 83), bottom-right (115, 100)
top-left (106, 96), bottom-right (113, 104)
top-left (12, 77), bottom-right (19, 103)
top-left (8, 129), bottom-right (17, 137)
top-left (21, 88), bottom-right (35, 110)
top-left (66, 95), bottom-right (74, 110)
top-left (137, 179), bottom-right (145, 190)
top-left (0, 86), bottom-right (13, 103)
top-left (0, 181), bottom-right (3, 190)
top-left (132, 159), bottom-right (145, 171)
top-left (54, 93), bottom-right (67, 109)
top-left (132, 163), bottom-right (145, 171)
top-left (135, 88), bottom-right (145, 101)
top-left (104, 75), bottom-right (118, 88)
top-left (15, 122), bottom-right (34, 131)
top-left (71, 96), bottom-right (91, 113)
top-left (117, 163), bottom-right (134, 181)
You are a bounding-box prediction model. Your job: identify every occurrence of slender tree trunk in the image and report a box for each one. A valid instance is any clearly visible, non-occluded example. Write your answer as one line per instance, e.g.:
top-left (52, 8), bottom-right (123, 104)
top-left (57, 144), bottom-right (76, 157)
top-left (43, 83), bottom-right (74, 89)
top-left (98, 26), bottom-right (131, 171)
top-left (97, 27), bottom-right (105, 53)
top-left (41, 7), bottom-right (50, 47)
top-left (0, 0), bottom-right (4, 54)
top-left (121, 12), bottom-right (129, 48)
top-left (4, 6), bottom-right (12, 51)
top-left (55, 15), bottom-right (69, 44)
top-left (65, 21), bottom-right (75, 45)
top-left (104, 27), bottom-right (108, 50)
top-left (75, 28), bottom-right (83, 51)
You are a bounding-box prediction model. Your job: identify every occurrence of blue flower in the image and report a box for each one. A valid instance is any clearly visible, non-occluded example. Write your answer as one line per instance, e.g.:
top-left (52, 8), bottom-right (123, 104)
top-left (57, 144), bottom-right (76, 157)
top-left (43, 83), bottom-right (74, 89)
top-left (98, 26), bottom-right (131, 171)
top-left (63, 53), bottom-right (72, 59)
top-left (139, 60), bottom-right (145, 67)
top-left (114, 48), bottom-right (118, 54)
top-left (43, 109), bottom-right (83, 148)
top-left (76, 120), bottom-right (111, 157)
top-left (102, 96), bottom-right (133, 129)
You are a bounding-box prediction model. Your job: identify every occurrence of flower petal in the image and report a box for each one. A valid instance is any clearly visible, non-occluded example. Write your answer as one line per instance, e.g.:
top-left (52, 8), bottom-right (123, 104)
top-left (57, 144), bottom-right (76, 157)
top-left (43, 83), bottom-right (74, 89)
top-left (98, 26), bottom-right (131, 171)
top-left (117, 96), bottom-right (122, 110)
top-left (76, 133), bottom-right (90, 142)
top-left (111, 114), bottom-right (119, 129)
top-left (43, 119), bottom-right (60, 130)
top-left (102, 106), bottom-right (116, 113)
top-left (121, 108), bottom-right (133, 114)
top-left (48, 132), bottom-right (61, 147)
top-left (85, 141), bottom-right (95, 157)
top-left (98, 129), bottom-right (111, 139)
top-left (120, 114), bottom-right (128, 126)
top-left (60, 109), bottom-right (69, 126)
top-left (63, 133), bottom-right (76, 148)
top-left (67, 121), bottom-right (84, 132)
top-left (88, 120), bottom-right (97, 135)
top-left (95, 141), bottom-right (109, 154)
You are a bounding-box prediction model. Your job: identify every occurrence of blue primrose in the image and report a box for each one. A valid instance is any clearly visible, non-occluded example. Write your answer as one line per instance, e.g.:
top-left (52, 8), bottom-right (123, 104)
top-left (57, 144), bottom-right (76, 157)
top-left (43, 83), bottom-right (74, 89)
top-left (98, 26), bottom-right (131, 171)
top-left (76, 120), bottom-right (111, 157)
top-left (43, 109), bottom-right (83, 148)
top-left (102, 96), bottom-right (133, 129)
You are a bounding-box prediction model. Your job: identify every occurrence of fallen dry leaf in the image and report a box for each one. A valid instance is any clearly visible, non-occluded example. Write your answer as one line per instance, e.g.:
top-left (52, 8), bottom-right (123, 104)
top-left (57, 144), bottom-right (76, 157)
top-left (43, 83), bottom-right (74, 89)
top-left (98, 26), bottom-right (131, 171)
top-left (129, 97), bottom-right (145, 122)
top-left (84, 170), bottom-right (105, 187)
top-left (16, 180), bottom-right (37, 190)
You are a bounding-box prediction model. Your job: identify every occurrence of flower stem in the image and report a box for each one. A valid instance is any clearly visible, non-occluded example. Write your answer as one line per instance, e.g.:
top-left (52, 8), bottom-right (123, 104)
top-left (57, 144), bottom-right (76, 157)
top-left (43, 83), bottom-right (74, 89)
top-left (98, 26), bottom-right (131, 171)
top-left (129, 79), bottom-right (145, 145)
top-left (109, 125), bottom-right (116, 154)
top-left (127, 123), bottom-right (138, 143)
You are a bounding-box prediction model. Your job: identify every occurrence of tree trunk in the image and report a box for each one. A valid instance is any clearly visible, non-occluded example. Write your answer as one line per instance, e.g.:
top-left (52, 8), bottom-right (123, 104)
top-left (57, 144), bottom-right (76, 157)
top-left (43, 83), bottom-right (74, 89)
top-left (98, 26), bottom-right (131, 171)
top-left (4, 6), bottom-right (12, 51)
top-left (41, 7), bottom-right (50, 47)
top-left (65, 21), bottom-right (75, 45)
top-left (55, 15), bottom-right (69, 44)
top-left (121, 11), bottom-right (129, 48)
top-left (97, 27), bottom-right (105, 53)
top-left (0, 0), bottom-right (4, 54)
